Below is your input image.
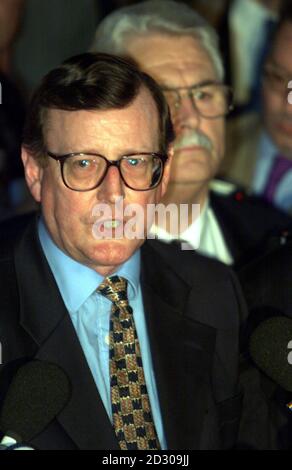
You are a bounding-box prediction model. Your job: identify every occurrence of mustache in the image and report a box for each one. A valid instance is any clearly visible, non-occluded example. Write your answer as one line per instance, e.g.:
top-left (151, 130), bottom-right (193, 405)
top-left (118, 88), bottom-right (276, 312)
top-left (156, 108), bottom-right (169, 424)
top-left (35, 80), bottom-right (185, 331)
top-left (173, 131), bottom-right (213, 152)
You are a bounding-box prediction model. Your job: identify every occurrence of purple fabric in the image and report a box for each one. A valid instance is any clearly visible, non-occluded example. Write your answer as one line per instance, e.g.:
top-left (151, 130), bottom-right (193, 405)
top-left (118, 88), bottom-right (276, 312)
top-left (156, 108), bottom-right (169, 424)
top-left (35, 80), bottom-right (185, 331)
top-left (263, 154), bottom-right (292, 202)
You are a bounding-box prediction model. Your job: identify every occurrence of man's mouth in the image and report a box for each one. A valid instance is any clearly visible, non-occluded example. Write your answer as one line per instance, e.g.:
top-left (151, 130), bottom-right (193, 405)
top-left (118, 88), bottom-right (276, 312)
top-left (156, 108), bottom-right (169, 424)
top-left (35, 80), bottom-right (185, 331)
top-left (101, 220), bottom-right (122, 230)
top-left (94, 219), bottom-right (124, 239)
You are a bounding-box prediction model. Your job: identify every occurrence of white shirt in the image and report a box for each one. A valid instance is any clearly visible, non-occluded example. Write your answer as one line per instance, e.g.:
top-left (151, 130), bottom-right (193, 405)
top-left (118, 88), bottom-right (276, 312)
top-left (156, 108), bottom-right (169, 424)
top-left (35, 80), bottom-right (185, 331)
top-left (151, 190), bottom-right (233, 265)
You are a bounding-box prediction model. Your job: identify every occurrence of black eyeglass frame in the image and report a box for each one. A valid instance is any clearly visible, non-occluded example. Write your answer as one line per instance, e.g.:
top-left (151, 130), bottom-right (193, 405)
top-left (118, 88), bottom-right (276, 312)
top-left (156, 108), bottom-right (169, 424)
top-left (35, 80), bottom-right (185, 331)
top-left (161, 80), bottom-right (234, 119)
top-left (47, 151), bottom-right (169, 192)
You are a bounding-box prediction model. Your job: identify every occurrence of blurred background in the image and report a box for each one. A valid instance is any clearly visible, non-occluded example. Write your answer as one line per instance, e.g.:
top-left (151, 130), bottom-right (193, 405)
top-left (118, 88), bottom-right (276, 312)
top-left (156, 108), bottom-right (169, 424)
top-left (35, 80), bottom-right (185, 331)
top-left (12, 0), bottom-right (229, 96)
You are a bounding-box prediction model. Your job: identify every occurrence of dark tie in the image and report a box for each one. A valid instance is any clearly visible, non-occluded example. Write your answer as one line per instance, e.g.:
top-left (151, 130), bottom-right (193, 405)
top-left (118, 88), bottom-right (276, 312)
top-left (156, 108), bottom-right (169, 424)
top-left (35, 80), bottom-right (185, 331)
top-left (97, 275), bottom-right (160, 450)
top-left (262, 154), bottom-right (292, 203)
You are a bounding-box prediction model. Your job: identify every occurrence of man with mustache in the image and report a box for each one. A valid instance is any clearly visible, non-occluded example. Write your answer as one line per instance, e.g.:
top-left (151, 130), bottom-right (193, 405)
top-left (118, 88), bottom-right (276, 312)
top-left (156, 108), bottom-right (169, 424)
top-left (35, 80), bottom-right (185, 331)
top-left (92, 0), bottom-right (291, 269)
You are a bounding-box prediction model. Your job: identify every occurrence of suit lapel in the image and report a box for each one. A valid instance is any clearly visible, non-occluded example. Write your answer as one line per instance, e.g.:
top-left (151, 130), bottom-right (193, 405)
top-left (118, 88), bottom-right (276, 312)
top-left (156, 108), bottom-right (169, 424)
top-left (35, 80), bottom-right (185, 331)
top-left (14, 217), bottom-right (118, 449)
top-left (141, 241), bottom-right (217, 449)
top-left (33, 315), bottom-right (119, 449)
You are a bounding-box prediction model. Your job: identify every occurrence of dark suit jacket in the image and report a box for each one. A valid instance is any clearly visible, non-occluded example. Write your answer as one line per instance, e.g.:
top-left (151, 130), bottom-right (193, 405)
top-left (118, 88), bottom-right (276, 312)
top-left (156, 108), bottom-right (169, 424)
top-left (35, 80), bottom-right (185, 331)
top-left (210, 189), bottom-right (292, 270)
top-left (238, 242), bottom-right (292, 449)
top-left (0, 213), bottom-right (246, 450)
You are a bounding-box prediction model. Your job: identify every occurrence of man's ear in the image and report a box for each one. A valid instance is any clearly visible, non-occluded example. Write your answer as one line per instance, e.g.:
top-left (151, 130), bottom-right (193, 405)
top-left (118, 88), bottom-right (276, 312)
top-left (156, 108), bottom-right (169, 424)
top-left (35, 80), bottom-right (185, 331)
top-left (21, 147), bottom-right (44, 203)
top-left (160, 145), bottom-right (173, 198)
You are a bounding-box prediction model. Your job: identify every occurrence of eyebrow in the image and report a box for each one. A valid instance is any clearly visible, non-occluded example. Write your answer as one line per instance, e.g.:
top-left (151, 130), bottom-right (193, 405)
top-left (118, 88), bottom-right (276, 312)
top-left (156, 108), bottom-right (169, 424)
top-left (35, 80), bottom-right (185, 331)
top-left (51, 148), bottom-right (161, 157)
top-left (160, 79), bottom-right (222, 91)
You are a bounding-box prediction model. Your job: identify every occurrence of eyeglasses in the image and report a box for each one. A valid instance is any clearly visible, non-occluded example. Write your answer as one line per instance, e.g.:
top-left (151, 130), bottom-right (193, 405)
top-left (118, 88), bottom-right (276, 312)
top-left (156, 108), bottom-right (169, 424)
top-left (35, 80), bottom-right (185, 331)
top-left (161, 82), bottom-right (234, 119)
top-left (47, 151), bottom-right (168, 191)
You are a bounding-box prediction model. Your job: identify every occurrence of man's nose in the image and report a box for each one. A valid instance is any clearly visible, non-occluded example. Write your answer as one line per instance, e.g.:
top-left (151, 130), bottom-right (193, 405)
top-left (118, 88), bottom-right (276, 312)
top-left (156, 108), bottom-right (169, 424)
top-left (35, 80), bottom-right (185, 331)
top-left (173, 92), bottom-right (201, 131)
top-left (96, 164), bottom-right (125, 203)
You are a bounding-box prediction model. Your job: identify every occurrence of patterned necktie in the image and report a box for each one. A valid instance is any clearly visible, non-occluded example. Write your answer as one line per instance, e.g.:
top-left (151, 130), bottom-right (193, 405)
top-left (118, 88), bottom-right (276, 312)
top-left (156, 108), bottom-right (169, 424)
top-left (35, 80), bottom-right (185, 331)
top-left (97, 275), bottom-right (160, 450)
top-left (262, 154), bottom-right (292, 203)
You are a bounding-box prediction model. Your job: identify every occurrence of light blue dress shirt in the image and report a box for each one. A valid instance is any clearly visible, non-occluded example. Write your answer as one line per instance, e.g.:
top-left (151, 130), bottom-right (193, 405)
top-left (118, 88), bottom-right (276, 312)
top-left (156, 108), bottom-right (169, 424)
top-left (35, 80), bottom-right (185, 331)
top-left (38, 218), bottom-right (166, 449)
top-left (252, 131), bottom-right (276, 195)
top-left (252, 132), bottom-right (292, 212)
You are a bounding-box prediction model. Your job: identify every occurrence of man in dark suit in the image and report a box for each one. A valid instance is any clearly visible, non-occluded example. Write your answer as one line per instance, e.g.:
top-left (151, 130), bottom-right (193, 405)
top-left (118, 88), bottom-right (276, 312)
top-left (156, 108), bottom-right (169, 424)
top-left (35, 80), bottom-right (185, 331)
top-left (91, 0), bottom-right (291, 270)
top-left (0, 52), bottom-right (246, 450)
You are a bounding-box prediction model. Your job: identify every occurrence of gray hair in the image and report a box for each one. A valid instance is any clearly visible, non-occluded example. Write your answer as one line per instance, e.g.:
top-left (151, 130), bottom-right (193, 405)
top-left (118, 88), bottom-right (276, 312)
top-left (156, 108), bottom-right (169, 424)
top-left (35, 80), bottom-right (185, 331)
top-left (91, 0), bottom-right (224, 81)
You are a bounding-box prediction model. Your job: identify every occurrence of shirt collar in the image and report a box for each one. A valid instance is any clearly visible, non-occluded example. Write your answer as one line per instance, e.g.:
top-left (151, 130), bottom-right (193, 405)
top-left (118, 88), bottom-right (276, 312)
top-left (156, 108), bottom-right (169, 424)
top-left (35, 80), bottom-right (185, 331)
top-left (259, 131), bottom-right (277, 159)
top-left (38, 218), bottom-right (140, 313)
top-left (179, 198), bottom-right (209, 247)
top-left (150, 197), bottom-right (209, 246)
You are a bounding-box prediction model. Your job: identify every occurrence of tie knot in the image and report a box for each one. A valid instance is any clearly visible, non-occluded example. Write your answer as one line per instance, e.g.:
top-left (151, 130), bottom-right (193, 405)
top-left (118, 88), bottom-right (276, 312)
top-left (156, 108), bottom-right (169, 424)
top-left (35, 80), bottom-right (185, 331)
top-left (97, 275), bottom-right (129, 309)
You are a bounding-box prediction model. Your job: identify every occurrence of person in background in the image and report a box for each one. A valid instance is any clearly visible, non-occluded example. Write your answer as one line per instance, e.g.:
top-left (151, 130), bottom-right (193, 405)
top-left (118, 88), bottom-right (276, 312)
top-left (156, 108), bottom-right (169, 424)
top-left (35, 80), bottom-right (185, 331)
top-left (222, 2), bottom-right (292, 214)
top-left (91, 0), bottom-right (291, 269)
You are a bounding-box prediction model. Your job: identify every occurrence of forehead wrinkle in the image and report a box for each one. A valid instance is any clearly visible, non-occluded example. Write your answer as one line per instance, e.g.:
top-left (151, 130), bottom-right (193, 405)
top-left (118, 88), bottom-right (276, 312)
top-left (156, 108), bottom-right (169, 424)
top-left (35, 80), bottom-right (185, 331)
top-left (127, 34), bottom-right (217, 88)
top-left (43, 89), bottom-right (159, 155)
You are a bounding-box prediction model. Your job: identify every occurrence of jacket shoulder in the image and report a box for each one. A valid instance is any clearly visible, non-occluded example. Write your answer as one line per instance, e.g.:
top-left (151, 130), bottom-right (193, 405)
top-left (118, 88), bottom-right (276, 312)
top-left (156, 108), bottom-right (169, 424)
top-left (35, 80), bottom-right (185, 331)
top-left (211, 180), bottom-right (290, 221)
top-left (210, 181), bottom-right (292, 238)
